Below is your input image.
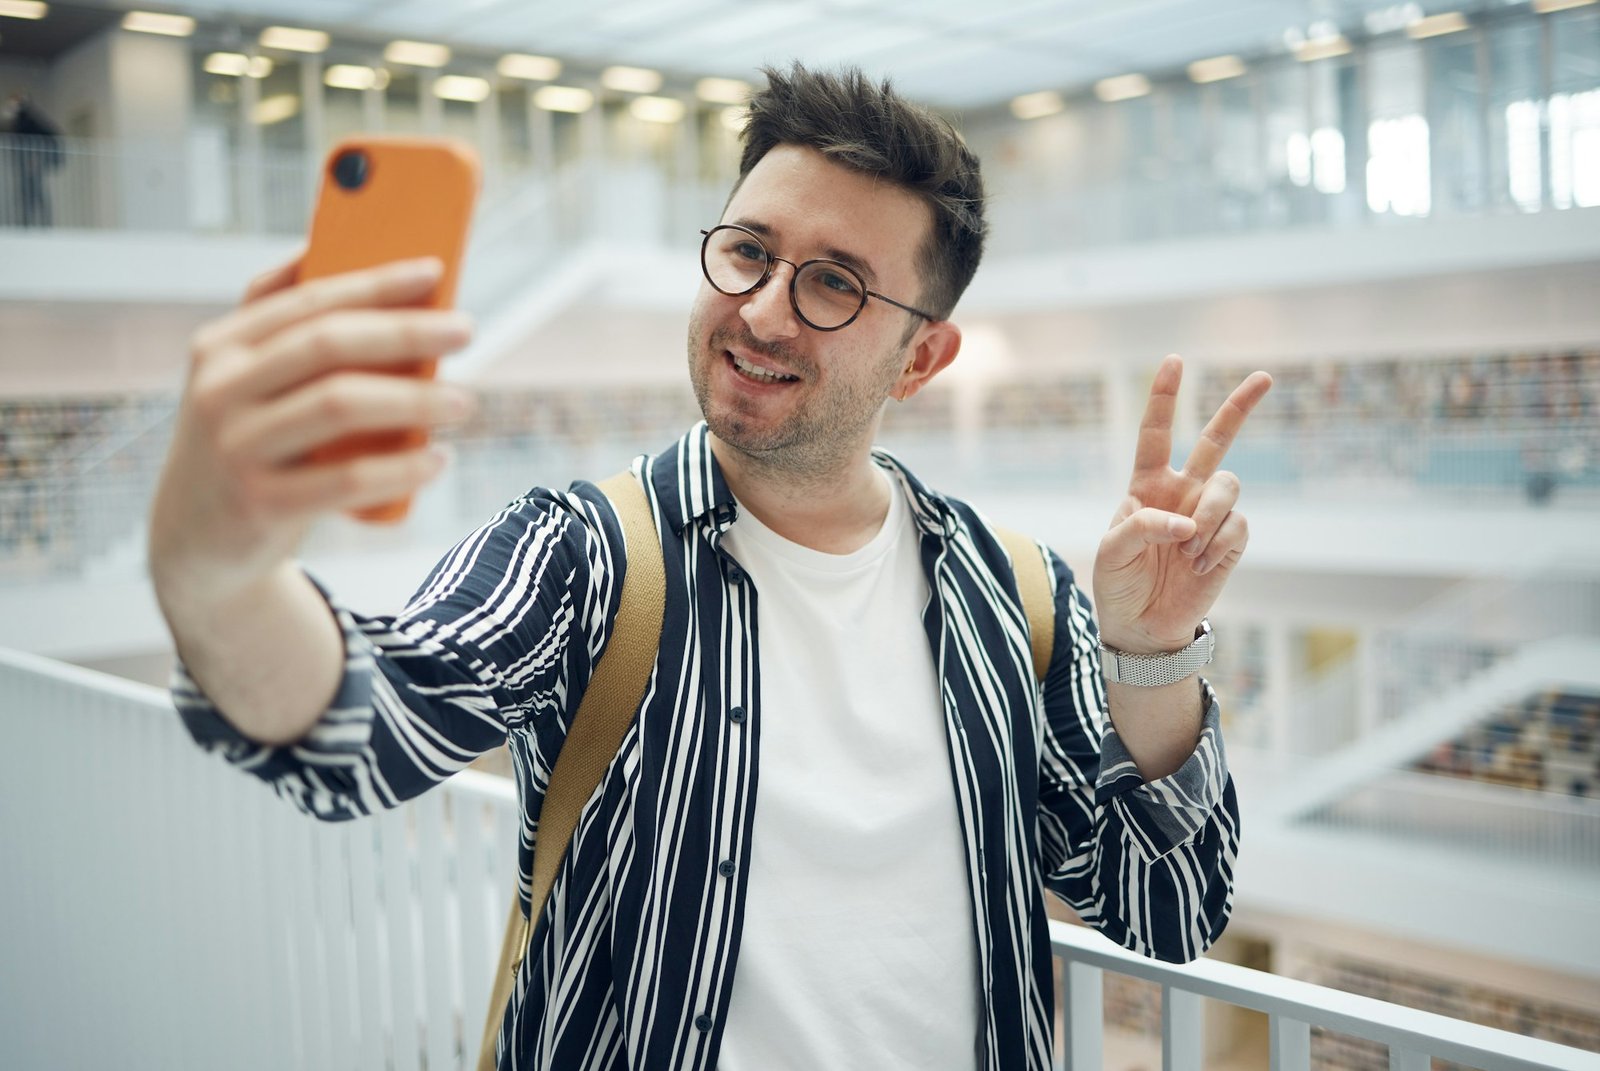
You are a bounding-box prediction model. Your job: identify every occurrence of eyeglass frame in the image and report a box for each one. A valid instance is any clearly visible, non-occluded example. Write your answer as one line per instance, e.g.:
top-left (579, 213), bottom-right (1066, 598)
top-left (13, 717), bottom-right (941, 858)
top-left (698, 224), bottom-right (939, 332)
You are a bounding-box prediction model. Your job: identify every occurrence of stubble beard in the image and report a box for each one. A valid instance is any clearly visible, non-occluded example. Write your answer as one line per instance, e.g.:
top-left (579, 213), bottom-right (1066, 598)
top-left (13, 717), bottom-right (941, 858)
top-left (686, 315), bottom-right (902, 484)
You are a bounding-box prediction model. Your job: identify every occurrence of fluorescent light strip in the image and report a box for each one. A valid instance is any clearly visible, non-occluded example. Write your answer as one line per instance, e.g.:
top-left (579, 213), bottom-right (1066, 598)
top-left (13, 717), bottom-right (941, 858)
top-left (0, 1), bottom-right (47, 20)
top-left (122, 11), bottom-right (195, 37)
top-left (1295, 35), bottom-right (1352, 62)
top-left (1533, 0), bottom-right (1597, 12)
top-left (325, 64), bottom-right (386, 91)
top-left (600, 65), bottom-right (662, 94)
top-left (259, 26), bottom-right (328, 53)
top-left (1188, 55), bottom-right (1247, 84)
top-left (253, 94), bottom-right (299, 125)
top-left (1010, 90), bottom-right (1064, 120)
top-left (1095, 73), bottom-right (1151, 103)
top-left (630, 95), bottom-right (685, 123)
top-left (498, 53), bottom-right (560, 81)
top-left (435, 75), bottom-right (491, 103)
top-left (1407, 12), bottom-right (1469, 38)
top-left (696, 77), bottom-right (751, 105)
top-left (720, 106), bottom-right (746, 133)
top-left (534, 85), bottom-right (594, 113)
top-left (385, 40), bottom-right (450, 67)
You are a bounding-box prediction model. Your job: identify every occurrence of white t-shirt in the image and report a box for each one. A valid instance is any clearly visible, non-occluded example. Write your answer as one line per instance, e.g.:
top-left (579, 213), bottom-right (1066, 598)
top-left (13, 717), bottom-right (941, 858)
top-left (715, 471), bottom-right (981, 1070)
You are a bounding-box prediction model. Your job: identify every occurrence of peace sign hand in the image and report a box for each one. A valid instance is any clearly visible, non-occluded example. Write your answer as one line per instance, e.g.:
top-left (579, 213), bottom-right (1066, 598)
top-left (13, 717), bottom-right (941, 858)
top-left (1092, 356), bottom-right (1273, 655)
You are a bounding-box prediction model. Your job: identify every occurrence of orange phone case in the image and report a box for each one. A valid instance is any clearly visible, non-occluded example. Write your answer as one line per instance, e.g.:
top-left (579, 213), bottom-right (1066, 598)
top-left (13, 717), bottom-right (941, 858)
top-left (299, 136), bottom-right (481, 523)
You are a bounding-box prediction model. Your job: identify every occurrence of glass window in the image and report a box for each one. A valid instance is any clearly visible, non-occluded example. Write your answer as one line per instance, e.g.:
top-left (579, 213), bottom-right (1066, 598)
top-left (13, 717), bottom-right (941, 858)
top-left (1549, 8), bottom-right (1600, 209)
top-left (1366, 42), bottom-right (1431, 218)
top-left (254, 56), bottom-right (309, 231)
top-left (498, 83), bottom-right (532, 178)
top-left (1487, 18), bottom-right (1543, 212)
top-left (384, 69), bottom-right (423, 136)
top-left (1426, 30), bottom-right (1488, 215)
top-left (1260, 61), bottom-right (1310, 227)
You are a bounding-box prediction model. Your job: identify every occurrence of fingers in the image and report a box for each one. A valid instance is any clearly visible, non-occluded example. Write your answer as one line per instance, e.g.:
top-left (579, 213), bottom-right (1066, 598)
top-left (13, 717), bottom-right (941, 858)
top-left (1178, 470), bottom-right (1240, 568)
top-left (240, 252), bottom-right (305, 305)
top-left (1131, 354), bottom-right (1182, 476)
top-left (1099, 506), bottom-right (1196, 570)
top-left (242, 446), bottom-right (450, 518)
top-left (1190, 510), bottom-right (1248, 576)
top-left (219, 372), bottom-right (476, 466)
top-left (1181, 370), bottom-right (1273, 481)
top-left (194, 256), bottom-right (445, 358)
top-left (227, 308), bottom-right (473, 405)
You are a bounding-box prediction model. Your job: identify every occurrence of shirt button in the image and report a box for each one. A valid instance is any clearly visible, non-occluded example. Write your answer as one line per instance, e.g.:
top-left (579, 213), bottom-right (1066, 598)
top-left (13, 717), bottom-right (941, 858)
top-left (694, 1014), bottom-right (714, 1033)
top-left (718, 859), bottom-right (736, 877)
top-left (725, 563), bottom-right (744, 584)
top-left (728, 706), bottom-right (746, 724)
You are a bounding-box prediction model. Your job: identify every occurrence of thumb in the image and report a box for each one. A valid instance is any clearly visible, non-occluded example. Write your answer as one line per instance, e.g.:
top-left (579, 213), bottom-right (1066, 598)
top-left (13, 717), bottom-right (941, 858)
top-left (1098, 508), bottom-right (1196, 570)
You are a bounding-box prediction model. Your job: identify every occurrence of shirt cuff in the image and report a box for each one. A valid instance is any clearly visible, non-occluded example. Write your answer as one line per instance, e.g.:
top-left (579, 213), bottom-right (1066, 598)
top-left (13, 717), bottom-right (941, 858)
top-left (1094, 678), bottom-right (1230, 863)
top-left (169, 571), bottom-right (378, 758)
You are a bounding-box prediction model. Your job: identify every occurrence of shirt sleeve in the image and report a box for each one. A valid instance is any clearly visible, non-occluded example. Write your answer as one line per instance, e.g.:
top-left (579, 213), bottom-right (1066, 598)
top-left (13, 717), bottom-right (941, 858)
top-left (1033, 548), bottom-right (1239, 964)
top-left (170, 484), bottom-right (625, 822)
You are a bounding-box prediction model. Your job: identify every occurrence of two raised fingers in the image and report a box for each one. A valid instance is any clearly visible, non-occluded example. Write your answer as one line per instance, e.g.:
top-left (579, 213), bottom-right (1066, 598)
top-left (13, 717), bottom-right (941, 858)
top-left (1180, 370), bottom-right (1274, 481)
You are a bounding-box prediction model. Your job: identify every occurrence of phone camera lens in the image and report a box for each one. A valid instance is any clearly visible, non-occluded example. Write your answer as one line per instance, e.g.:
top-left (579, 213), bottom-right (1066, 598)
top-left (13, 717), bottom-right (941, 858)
top-left (332, 149), bottom-right (369, 190)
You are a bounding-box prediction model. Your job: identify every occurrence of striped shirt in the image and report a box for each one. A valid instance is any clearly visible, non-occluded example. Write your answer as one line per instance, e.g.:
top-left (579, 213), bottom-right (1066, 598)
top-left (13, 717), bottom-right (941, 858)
top-left (175, 423), bottom-right (1239, 1071)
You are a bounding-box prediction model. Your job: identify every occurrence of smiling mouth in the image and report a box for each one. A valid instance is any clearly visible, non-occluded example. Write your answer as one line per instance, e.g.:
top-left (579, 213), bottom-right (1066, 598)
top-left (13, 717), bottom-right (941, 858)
top-left (729, 351), bottom-right (799, 384)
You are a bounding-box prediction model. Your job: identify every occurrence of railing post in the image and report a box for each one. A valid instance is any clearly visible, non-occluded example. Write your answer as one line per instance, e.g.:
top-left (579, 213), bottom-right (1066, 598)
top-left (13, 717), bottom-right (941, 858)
top-left (1060, 960), bottom-right (1103, 1071)
top-left (1270, 1014), bottom-right (1311, 1071)
top-left (1162, 985), bottom-right (1204, 1071)
top-left (1389, 1046), bottom-right (1430, 1071)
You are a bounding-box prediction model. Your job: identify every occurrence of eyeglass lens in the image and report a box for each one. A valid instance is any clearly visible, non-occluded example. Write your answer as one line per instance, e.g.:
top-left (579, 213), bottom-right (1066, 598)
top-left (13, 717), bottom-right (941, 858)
top-left (702, 226), bottom-right (867, 330)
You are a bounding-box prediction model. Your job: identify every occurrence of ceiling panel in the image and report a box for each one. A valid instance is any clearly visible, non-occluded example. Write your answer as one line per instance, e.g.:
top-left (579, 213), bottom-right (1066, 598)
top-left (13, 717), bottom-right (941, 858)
top-left (41, 0), bottom-right (1516, 109)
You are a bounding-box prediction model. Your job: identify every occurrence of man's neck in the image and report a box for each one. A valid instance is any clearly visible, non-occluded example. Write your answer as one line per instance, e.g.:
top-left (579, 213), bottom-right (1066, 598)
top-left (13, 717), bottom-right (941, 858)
top-left (708, 433), bottom-right (892, 555)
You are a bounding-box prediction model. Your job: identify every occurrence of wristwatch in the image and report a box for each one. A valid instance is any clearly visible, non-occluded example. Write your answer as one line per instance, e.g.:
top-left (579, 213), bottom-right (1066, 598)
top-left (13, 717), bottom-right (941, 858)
top-left (1099, 619), bottom-right (1214, 687)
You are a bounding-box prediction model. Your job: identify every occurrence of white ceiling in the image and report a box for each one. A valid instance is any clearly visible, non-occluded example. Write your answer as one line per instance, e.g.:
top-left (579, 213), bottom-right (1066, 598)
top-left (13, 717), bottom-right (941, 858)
top-left (75, 0), bottom-right (1510, 108)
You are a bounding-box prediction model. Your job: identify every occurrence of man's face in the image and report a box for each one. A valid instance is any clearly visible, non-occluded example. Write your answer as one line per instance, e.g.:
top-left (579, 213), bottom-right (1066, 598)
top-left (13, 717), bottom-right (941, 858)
top-left (686, 143), bottom-right (936, 476)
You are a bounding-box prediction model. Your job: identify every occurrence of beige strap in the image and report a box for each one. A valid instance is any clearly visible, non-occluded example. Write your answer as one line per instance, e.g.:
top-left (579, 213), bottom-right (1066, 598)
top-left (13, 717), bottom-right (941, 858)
top-left (477, 470), bottom-right (665, 1071)
top-left (995, 526), bottom-right (1054, 683)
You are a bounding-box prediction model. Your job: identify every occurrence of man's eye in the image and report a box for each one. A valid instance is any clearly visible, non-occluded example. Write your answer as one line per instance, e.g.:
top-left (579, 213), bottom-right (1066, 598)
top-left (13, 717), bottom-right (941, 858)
top-left (817, 270), bottom-right (862, 296)
top-left (731, 241), bottom-right (766, 263)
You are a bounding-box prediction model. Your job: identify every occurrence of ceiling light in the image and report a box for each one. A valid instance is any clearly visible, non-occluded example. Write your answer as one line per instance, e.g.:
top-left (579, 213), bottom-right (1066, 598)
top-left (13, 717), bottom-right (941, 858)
top-left (1406, 11), bottom-right (1469, 38)
top-left (600, 65), bottom-right (662, 94)
top-left (696, 77), bottom-right (751, 105)
top-left (325, 64), bottom-right (387, 91)
top-left (1532, 0), bottom-right (1596, 11)
top-left (1188, 55), bottom-right (1247, 84)
top-left (204, 53), bottom-right (272, 78)
top-left (0, 1), bottom-right (47, 20)
top-left (435, 75), bottom-right (491, 103)
top-left (1294, 34), bottom-right (1352, 61)
top-left (630, 95), bottom-right (685, 123)
top-left (1010, 90), bottom-right (1064, 120)
top-left (1094, 73), bottom-right (1151, 102)
top-left (259, 26), bottom-right (329, 53)
top-left (498, 53), bottom-right (560, 81)
top-left (122, 11), bottom-right (195, 37)
top-left (533, 85), bottom-right (594, 113)
top-left (253, 94), bottom-right (299, 125)
top-left (720, 106), bottom-right (746, 133)
top-left (385, 40), bottom-right (450, 67)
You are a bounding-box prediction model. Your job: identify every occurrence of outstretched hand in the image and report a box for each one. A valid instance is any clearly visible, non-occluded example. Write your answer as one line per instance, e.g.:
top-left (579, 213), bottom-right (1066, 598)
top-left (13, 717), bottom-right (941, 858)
top-left (1092, 356), bottom-right (1272, 655)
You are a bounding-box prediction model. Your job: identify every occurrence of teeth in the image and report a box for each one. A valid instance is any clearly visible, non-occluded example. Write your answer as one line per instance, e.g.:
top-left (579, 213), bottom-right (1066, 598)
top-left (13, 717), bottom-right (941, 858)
top-left (733, 353), bottom-right (797, 382)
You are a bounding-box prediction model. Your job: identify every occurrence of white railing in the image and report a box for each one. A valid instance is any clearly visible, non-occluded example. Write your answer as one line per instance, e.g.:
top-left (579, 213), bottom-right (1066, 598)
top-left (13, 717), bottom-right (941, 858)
top-left (1048, 923), bottom-right (1595, 1071)
top-left (2, 647), bottom-right (1596, 1070)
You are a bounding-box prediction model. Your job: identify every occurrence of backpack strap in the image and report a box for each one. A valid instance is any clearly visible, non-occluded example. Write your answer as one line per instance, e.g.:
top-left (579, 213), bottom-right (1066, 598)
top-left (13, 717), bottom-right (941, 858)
top-left (994, 526), bottom-right (1055, 683)
top-left (478, 470), bottom-right (665, 1071)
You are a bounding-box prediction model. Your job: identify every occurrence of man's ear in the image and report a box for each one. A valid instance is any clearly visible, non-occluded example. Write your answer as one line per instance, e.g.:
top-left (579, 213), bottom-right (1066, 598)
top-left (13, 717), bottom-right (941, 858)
top-left (893, 320), bottom-right (962, 402)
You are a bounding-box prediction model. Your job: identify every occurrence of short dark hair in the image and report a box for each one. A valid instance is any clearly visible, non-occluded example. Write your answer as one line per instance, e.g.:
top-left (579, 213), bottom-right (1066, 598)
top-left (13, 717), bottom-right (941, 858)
top-left (735, 63), bottom-right (987, 322)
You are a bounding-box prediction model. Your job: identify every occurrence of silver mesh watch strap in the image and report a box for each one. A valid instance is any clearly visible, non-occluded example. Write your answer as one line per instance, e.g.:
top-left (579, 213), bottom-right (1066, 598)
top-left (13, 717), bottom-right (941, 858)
top-left (1100, 619), bottom-right (1214, 687)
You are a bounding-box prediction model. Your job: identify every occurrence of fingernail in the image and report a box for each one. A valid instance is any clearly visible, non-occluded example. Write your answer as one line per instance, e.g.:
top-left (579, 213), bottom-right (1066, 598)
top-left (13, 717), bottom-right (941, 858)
top-left (441, 311), bottom-right (474, 340)
top-left (398, 257), bottom-right (444, 280)
top-left (1168, 516), bottom-right (1191, 538)
top-left (442, 388), bottom-right (475, 418)
top-left (1193, 557), bottom-right (1208, 574)
top-left (1181, 537), bottom-right (1200, 555)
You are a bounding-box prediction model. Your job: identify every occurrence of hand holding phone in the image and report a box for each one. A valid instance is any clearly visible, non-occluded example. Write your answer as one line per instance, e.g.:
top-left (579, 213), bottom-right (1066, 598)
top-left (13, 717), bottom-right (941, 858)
top-left (300, 137), bottom-right (481, 522)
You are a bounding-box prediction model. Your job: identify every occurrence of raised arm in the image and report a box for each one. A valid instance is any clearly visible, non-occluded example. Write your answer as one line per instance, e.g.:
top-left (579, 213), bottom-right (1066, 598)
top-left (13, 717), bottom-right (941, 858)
top-left (148, 255), bottom-right (475, 746)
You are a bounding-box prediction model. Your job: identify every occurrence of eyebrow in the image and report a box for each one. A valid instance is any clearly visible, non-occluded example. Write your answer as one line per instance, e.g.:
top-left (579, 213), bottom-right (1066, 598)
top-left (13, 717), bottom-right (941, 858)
top-left (730, 218), bottom-right (881, 288)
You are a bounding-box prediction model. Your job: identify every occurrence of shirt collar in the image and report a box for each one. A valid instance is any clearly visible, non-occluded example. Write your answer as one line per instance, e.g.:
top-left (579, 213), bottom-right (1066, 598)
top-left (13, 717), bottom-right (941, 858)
top-left (646, 422), bottom-right (959, 539)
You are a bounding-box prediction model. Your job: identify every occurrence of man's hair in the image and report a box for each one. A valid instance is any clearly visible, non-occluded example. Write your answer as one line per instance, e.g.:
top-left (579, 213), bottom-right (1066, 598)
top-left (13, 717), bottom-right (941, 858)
top-left (735, 63), bottom-right (987, 323)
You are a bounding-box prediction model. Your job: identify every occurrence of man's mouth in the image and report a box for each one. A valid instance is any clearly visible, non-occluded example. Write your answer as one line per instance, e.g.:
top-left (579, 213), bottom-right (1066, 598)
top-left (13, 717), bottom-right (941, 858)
top-left (729, 351), bottom-right (799, 384)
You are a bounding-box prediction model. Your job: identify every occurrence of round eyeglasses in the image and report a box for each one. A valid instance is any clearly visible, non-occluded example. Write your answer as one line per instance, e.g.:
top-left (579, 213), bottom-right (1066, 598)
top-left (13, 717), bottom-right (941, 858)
top-left (699, 225), bottom-right (938, 332)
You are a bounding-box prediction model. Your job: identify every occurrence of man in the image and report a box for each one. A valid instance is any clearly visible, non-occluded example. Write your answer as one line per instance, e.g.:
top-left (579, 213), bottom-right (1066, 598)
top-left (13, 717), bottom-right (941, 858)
top-left (3, 92), bottom-right (60, 227)
top-left (152, 65), bottom-right (1270, 1070)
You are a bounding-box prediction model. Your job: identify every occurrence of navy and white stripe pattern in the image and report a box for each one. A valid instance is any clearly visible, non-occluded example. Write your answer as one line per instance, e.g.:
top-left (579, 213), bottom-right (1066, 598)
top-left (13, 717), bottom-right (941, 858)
top-left (174, 422), bottom-right (1238, 1071)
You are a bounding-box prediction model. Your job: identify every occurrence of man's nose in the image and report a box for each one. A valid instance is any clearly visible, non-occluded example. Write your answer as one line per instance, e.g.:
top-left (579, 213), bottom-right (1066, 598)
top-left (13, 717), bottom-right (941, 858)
top-left (739, 262), bottom-right (802, 341)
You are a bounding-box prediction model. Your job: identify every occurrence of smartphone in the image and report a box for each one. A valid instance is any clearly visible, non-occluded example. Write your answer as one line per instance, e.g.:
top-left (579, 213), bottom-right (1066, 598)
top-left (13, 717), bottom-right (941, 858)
top-left (299, 136), bottom-right (481, 523)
